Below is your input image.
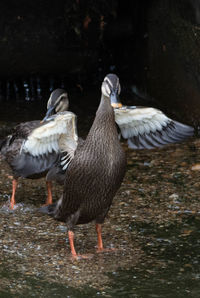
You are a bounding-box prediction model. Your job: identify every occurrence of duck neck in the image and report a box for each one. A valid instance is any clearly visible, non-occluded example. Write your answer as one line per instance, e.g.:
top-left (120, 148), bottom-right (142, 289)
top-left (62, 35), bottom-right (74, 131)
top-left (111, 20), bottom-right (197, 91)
top-left (97, 94), bottom-right (113, 115)
top-left (86, 94), bottom-right (118, 142)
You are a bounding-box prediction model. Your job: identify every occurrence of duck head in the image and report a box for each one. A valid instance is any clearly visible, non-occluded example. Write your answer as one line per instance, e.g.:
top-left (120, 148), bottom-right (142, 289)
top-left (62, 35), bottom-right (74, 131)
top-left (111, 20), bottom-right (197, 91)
top-left (101, 74), bottom-right (122, 108)
top-left (43, 89), bottom-right (69, 121)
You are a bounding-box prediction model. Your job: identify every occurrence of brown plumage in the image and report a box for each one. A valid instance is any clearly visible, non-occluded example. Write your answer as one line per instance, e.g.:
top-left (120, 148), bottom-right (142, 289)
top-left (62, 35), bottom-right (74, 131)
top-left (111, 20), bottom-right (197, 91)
top-left (39, 74), bottom-right (195, 258)
top-left (40, 74), bottom-right (126, 258)
top-left (56, 87), bottom-right (126, 226)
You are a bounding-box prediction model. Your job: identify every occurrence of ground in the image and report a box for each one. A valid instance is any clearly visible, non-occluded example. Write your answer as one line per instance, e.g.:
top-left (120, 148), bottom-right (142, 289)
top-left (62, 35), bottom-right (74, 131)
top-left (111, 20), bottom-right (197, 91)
top-left (0, 136), bottom-right (199, 297)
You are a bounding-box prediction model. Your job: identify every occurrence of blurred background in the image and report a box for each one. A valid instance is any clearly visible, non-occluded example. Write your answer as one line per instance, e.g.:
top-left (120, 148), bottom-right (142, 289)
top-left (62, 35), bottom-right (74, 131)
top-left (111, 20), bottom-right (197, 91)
top-left (0, 0), bottom-right (200, 128)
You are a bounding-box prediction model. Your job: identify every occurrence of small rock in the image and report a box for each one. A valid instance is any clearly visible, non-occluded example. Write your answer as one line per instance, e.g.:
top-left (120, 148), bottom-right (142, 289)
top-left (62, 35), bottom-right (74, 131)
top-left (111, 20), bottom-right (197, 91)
top-left (169, 193), bottom-right (179, 200)
top-left (191, 164), bottom-right (200, 171)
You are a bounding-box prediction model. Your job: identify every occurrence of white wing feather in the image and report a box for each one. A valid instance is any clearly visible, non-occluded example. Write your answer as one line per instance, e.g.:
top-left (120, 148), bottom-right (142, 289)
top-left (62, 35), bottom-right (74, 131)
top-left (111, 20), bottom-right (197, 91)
top-left (114, 107), bottom-right (169, 139)
top-left (22, 112), bottom-right (78, 160)
top-left (114, 106), bottom-right (194, 149)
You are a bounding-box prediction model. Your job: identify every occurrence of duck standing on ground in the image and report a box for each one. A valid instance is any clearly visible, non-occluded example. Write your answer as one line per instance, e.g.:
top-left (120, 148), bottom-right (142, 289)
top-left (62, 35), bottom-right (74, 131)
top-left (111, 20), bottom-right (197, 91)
top-left (37, 74), bottom-right (126, 259)
top-left (0, 89), bottom-right (69, 209)
top-left (38, 74), bottom-right (194, 258)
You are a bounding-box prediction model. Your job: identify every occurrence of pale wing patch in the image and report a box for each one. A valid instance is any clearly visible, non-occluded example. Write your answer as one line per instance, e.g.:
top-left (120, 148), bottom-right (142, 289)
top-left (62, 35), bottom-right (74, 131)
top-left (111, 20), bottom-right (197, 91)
top-left (114, 107), bottom-right (169, 139)
top-left (114, 106), bottom-right (194, 149)
top-left (22, 112), bottom-right (78, 160)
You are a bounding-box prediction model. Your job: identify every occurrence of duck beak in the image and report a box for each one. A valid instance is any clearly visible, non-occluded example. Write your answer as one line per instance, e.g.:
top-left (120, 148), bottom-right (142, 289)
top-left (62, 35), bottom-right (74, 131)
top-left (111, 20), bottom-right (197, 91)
top-left (41, 106), bottom-right (55, 123)
top-left (110, 91), bottom-right (122, 109)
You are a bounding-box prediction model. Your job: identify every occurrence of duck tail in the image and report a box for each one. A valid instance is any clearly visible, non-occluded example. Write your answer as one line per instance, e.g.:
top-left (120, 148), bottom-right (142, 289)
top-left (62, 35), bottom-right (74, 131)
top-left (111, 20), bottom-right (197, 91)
top-left (38, 203), bottom-right (57, 217)
top-left (0, 138), bottom-right (6, 156)
top-left (0, 135), bottom-right (12, 155)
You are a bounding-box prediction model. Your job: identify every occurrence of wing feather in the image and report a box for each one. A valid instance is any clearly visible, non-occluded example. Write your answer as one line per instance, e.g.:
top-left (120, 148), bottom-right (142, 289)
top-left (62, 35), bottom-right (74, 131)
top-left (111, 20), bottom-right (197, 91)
top-left (115, 106), bottom-right (194, 149)
top-left (22, 112), bottom-right (78, 161)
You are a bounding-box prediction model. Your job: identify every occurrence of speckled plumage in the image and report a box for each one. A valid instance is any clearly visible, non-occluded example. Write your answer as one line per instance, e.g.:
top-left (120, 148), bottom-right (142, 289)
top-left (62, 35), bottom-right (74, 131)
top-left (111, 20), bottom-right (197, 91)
top-left (49, 78), bottom-right (126, 230)
top-left (38, 74), bottom-right (195, 257)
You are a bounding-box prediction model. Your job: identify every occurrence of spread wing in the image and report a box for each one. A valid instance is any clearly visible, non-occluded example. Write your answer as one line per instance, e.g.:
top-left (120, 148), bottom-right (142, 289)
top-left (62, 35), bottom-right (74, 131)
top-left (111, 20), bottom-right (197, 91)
top-left (14, 120), bottom-right (41, 139)
top-left (22, 111), bottom-right (78, 169)
top-left (114, 106), bottom-right (194, 149)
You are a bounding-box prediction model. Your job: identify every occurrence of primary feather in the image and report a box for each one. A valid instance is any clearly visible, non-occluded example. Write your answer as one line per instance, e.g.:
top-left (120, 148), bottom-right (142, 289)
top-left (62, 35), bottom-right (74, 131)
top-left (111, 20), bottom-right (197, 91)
top-left (114, 106), bottom-right (194, 149)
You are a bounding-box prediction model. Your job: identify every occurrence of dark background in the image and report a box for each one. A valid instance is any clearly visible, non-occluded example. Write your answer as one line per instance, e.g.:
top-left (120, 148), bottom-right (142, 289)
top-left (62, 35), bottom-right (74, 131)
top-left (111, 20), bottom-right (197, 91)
top-left (0, 0), bottom-right (200, 128)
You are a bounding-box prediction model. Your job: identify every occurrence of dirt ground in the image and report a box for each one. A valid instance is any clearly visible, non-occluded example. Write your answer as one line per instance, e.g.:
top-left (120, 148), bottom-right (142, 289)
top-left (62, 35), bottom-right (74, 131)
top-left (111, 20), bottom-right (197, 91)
top-left (0, 136), bottom-right (200, 295)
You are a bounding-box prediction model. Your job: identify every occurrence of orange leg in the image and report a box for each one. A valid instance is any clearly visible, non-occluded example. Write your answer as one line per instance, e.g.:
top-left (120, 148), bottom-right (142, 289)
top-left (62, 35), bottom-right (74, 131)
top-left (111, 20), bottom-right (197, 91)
top-left (10, 179), bottom-right (18, 209)
top-left (68, 230), bottom-right (77, 258)
top-left (96, 223), bottom-right (116, 253)
top-left (45, 181), bottom-right (53, 205)
top-left (96, 223), bottom-right (104, 252)
top-left (68, 230), bottom-right (93, 260)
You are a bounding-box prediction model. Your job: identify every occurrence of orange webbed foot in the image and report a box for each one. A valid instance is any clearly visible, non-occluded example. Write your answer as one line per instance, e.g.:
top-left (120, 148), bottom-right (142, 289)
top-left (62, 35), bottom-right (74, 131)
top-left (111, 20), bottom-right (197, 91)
top-left (42, 201), bottom-right (51, 207)
top-left (10, 202), bottom-right (15, 210)
top-left (96, 247), bottom-right (117, 254)
top-left (70, 253), bottom-right (94, 261)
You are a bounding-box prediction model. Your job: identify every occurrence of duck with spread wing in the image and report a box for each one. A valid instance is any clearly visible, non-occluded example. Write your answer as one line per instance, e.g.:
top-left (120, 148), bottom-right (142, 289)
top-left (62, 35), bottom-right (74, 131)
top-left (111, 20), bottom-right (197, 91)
top-left (37, 74), bottom-right (194, 258)
top-left (0, 88), bottom-right (69, 209)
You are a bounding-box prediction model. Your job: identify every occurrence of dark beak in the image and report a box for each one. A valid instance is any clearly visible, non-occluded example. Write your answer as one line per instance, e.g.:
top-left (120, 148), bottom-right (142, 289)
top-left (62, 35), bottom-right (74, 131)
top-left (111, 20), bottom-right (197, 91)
top-left (110, 90), bottom-right (122, 109)
top-left (41, 106), bottom-right (55, 123)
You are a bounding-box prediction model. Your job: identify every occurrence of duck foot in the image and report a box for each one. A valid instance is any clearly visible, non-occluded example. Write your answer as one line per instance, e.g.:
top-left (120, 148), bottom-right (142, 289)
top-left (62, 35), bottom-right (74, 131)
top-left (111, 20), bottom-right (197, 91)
top-left (41, 201), bottom-right (52, 207)
top-left (95, 224), bottom-right (117, 253)
top-left (96, 247), bottom-right (117, 253)
top-left (68, 230), bottom-right (94, 260)
top-left (9, 201), bottom-right (15, 210)
top-left (70, 253), bottom-right (94, 261)
top-left (3, 200), bottom-right (19, 211)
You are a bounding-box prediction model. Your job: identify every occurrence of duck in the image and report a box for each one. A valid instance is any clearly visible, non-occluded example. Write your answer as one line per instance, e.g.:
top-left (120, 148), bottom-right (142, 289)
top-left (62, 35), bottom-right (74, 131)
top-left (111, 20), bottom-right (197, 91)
top-left (37, 73), bottom-right (194, 259)
top-left (0, 88), bottom-right (69, 209)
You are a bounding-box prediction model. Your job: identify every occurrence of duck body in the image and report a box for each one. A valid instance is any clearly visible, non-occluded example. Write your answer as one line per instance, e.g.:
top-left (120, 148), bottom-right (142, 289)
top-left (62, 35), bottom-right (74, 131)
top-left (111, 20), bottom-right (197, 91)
top-left (0, 120), bottom-right (58, 179)
top-left (53, 95), bottom-right (126, 228)
top-left (39, 74), bottom-right (126, 258)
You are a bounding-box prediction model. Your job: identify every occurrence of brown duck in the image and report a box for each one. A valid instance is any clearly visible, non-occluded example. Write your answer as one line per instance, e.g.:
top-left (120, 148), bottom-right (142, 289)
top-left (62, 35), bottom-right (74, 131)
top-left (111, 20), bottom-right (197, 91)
top-left (38, 73), bottom-right (194, 258)
top-left (39, 74), bottom-right (126, 258)
top-left (0, 88), bottom-right (69, 209)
